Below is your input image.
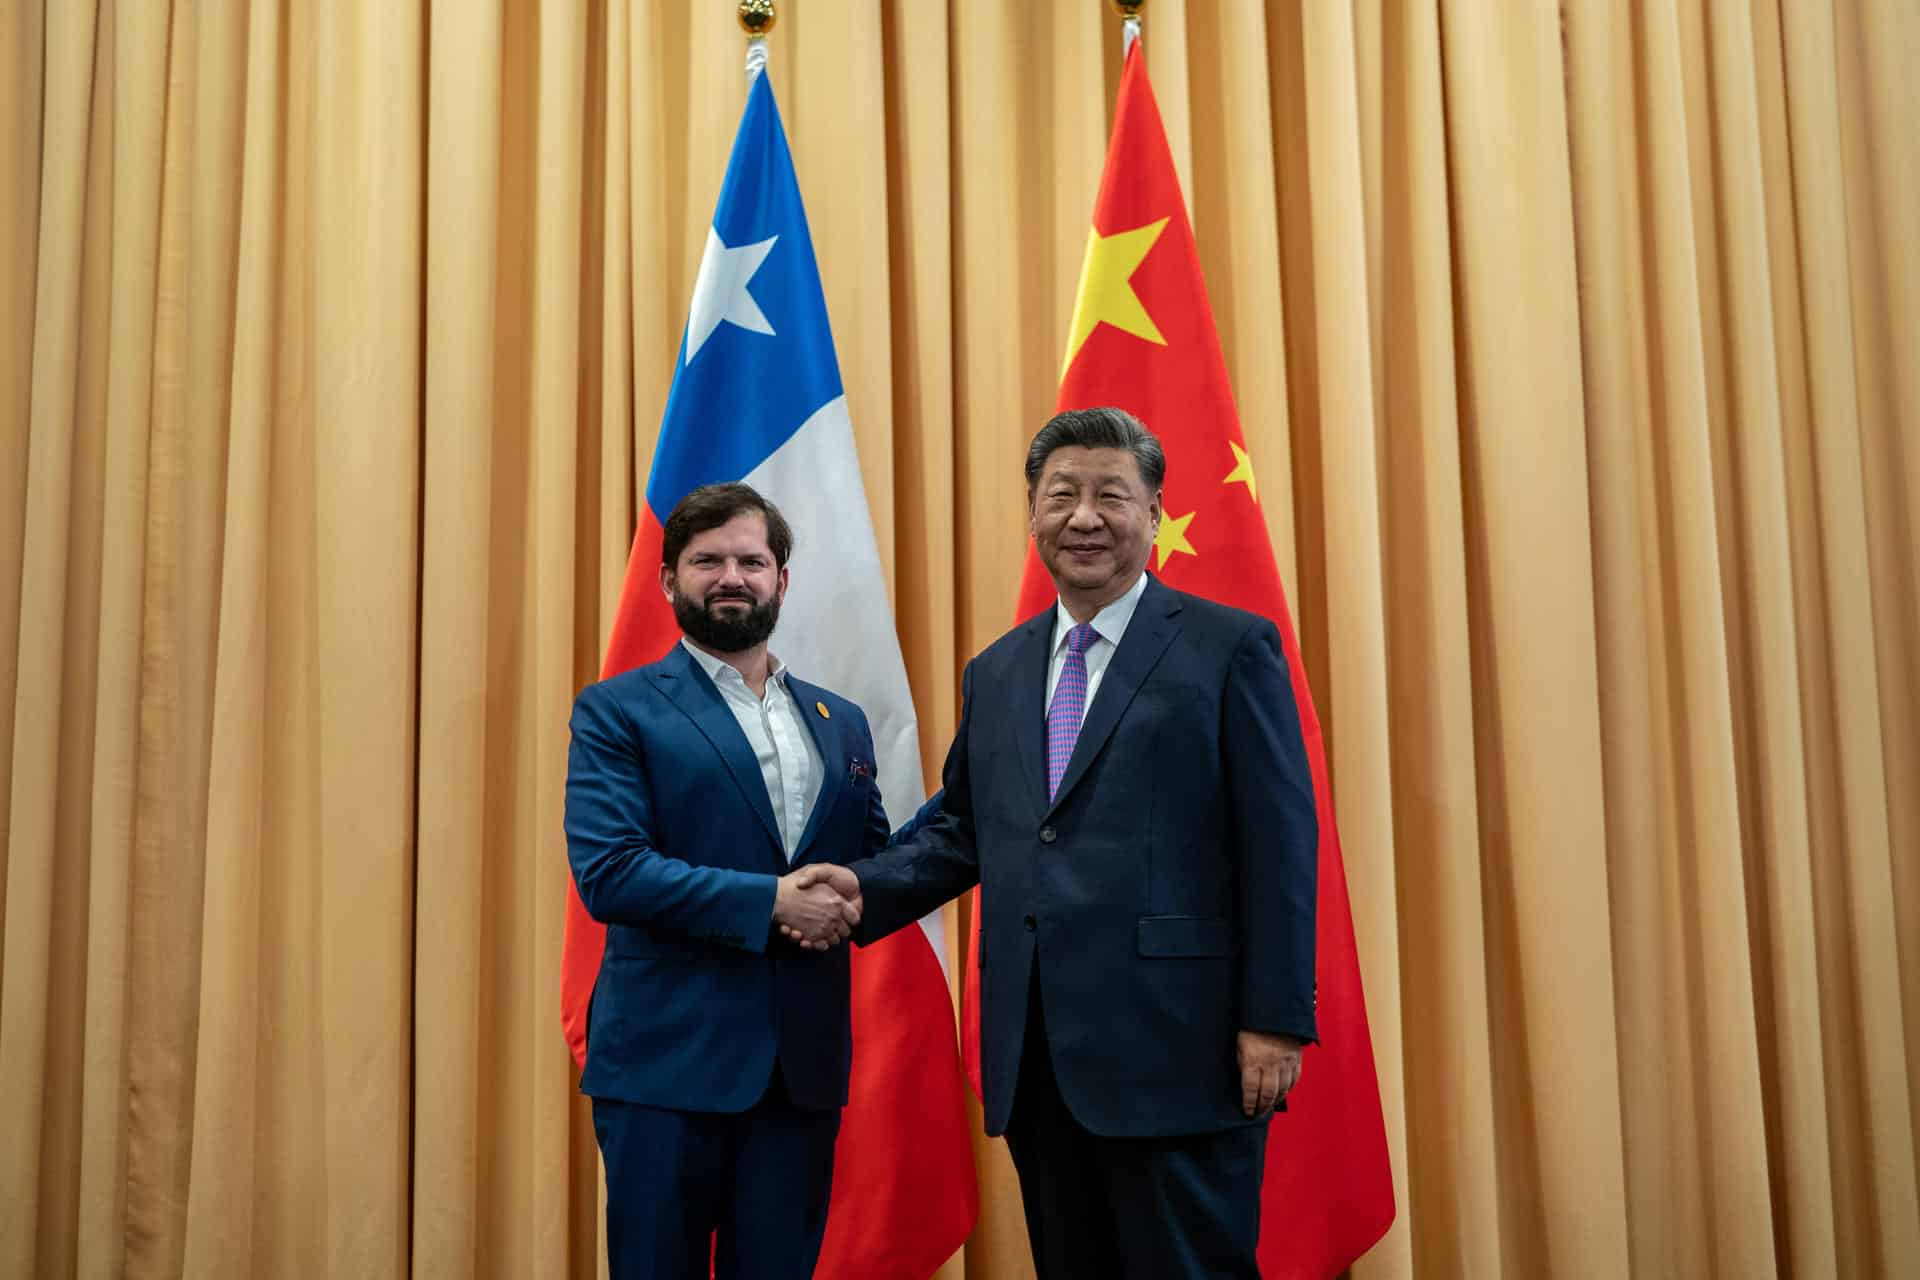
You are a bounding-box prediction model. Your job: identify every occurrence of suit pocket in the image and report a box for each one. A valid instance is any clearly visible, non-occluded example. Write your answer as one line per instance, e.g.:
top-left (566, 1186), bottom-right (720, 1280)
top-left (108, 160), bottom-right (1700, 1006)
top-left (1136, 915), bottom-right (1238, 958)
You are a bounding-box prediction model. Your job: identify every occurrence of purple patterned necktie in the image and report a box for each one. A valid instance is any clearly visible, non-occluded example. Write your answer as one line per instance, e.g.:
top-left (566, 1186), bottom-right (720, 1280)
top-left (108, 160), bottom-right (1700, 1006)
top-left (1046, 622), bottom-right (1099, 802)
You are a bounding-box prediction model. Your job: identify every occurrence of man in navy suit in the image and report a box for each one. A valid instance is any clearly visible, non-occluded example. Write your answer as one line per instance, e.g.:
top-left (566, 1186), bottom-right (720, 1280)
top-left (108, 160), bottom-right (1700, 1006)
top-left (808, 408), bottom-right (1319, 1279)
top-left (564, 482), bottom-right (885, 1280)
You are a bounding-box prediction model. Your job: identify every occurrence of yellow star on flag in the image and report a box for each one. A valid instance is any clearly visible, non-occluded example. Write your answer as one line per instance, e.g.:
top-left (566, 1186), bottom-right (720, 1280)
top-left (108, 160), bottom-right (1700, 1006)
top-left (1153, 510), bottom-right (1197, 570)
top-left (1061, 217), bottom-right (1171, 376)
top-left (1223, 441), bottom-right (1258, 503)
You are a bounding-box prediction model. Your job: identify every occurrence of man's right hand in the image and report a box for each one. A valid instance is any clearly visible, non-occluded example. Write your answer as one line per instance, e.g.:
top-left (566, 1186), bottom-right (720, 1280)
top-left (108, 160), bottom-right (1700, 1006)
top-left (772, 867), bottom-right (861, 950)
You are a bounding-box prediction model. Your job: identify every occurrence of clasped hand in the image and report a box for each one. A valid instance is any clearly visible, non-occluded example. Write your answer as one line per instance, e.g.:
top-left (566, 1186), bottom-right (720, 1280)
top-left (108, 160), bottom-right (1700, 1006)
top-left (772, 864), bottom-right (863, 951)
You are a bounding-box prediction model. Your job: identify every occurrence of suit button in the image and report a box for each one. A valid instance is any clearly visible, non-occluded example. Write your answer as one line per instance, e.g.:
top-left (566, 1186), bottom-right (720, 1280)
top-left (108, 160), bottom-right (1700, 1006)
top-left (1023, 915), bottom-right (1037, 932)
top-left (1039, 825), bottom-right (1057, 844)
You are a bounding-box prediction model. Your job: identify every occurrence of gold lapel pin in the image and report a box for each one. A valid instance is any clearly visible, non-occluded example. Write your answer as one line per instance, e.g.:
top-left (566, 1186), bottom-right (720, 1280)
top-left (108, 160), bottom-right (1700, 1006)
top-left (816, 701), bottom-right (831, 719)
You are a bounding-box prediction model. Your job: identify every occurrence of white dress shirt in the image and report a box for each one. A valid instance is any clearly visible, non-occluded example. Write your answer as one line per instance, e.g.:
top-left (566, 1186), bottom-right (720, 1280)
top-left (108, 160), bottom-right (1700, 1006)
top-left (682, 639), bottom-right (825, 862)
top-left (1044, 571), bottom-right (1149, 729)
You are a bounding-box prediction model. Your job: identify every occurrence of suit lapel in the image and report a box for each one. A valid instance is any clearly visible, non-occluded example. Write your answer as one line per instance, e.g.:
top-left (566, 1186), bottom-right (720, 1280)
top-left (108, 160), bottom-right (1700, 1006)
top-left (1007, 610), bottom-right (1056, 821)
top-left (1046, 577), bottom-right (1182, 816)
top-left (652, 646), bottom-right (783, 854)
top-left (783, 675), bottom-right (845, 863)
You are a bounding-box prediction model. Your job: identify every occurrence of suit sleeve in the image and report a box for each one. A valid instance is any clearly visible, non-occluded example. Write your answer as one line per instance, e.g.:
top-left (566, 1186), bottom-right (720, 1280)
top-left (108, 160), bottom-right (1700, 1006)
top-left (850, 706), bottom-right (890, 868)
top-left (1224, 620), bottom-right (1319, 1042)
top-left (888, 789), bottom-right (944, 846)
top-left (564, 682), bottom-right (778, 952)
top-left (853, 664), bottom-right (983, 942)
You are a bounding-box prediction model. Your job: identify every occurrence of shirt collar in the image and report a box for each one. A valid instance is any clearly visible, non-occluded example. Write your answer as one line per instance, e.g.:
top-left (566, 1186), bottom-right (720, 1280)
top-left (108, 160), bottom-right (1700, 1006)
top-left (681, 637), bottom-right (787, 691)
top-left (1050, 571), bottom-right (1149, 656)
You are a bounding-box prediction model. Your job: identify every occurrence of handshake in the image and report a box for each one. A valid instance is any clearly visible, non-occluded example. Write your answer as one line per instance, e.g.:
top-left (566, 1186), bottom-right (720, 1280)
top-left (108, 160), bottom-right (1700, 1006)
top-left (771, 864), bottom-right (863, 951)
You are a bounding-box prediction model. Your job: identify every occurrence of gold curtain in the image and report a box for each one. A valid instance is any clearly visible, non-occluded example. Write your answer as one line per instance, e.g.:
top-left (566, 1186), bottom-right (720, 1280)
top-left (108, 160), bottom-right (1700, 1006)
top-left (4, 1), bottom-right (1916, 1276)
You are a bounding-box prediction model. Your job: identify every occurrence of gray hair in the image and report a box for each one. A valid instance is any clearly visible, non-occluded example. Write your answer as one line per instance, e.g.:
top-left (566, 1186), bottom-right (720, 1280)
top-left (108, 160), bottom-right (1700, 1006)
top-left (1023, 407), bottom-right (1167, 494)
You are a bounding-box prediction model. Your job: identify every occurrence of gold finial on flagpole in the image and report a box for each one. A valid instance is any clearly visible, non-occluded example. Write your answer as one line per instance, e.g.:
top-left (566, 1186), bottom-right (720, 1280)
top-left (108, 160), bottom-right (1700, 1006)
top-left (740, 0), bottom-right (774, 78)
top-left (739, 0), bottom-right (776, 36)
top-left (1109, 0), bottom-right (1145, 15)
top-left (1110, 0), bottom-right (1143, 52)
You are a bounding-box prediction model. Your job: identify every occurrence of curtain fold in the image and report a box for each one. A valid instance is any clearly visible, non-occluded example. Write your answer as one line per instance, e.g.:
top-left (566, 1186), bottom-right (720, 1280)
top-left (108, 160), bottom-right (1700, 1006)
top-left (3, 2), bottom-right (1916, 1276)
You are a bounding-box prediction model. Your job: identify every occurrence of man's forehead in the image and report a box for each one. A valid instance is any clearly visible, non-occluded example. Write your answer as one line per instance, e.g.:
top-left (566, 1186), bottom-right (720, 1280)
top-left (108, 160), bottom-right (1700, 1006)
top-left (1041, 448), bottom-right (1142, 484)
top-left (684, 514), bottom-right (770, 551)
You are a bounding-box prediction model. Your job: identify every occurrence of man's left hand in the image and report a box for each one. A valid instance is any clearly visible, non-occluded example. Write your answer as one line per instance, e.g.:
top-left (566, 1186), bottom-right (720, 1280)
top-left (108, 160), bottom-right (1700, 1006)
top-left (1237, 1030), bottom-right (1305, 1118)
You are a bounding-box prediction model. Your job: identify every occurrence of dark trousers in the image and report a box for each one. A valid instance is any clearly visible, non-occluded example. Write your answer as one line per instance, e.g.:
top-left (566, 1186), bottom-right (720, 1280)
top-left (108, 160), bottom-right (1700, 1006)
top-left (591, 1065), bottom-right (841, 1280)
top-left (1004, 975), bottom-right (1268, 1280)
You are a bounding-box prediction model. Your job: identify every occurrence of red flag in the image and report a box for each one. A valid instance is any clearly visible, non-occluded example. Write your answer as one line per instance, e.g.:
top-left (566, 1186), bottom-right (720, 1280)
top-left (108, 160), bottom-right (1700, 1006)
top-left (960, 43), bottom-right (1395, 1277)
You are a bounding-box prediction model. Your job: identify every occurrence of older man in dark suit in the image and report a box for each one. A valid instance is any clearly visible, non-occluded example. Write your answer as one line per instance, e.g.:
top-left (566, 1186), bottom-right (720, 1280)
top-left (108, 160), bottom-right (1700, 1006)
top-left (803, 407), bottom-right (1318, 1279)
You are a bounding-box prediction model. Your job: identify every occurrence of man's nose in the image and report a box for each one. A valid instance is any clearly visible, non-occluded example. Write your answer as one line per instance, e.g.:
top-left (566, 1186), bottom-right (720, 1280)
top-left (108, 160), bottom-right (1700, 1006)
top-left (717, 560), bottom-right (747, 585)
top-left (1068, 498), bottom-right (1103, 528)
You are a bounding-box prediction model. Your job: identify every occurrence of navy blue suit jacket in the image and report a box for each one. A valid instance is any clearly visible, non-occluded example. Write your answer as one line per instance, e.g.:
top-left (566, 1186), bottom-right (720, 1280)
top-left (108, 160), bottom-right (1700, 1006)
top-left (856, 576), bottom-right (1318, 1138)
top-left (564, 642), bottom-right (889, 1113)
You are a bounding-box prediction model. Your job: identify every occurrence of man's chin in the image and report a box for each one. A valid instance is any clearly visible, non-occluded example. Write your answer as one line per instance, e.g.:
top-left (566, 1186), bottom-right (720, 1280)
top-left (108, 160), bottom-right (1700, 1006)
top-left (1049, 560), bottom-right (1114, 587)
top-left (673, 593), bottom-right (779, 652)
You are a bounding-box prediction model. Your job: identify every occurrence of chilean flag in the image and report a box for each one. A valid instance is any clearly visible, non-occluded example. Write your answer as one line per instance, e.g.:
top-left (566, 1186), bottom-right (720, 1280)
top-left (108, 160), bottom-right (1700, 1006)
top-left (559, 69), bottom-right (978, 1277)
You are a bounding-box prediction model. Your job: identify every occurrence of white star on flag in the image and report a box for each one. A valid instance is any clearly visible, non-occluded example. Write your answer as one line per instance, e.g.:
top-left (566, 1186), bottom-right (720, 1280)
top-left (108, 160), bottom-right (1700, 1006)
top-left (684, 228), bottom-right (778, 364)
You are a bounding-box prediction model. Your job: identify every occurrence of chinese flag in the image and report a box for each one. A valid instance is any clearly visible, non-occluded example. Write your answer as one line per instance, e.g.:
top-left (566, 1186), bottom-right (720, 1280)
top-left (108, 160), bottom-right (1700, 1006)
top-left (961, 42), bottom-right (1395, 1278)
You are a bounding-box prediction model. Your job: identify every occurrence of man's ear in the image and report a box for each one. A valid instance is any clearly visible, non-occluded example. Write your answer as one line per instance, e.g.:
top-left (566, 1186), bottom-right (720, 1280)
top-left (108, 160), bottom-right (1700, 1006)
top-left (659, 562), bottom-right (675, 601)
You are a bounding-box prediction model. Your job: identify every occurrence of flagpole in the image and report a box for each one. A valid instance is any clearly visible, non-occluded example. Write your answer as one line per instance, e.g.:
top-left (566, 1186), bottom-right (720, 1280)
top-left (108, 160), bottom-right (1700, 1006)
top-left (739, 0), bottom-right (775, 79)
top-left (1111, 0), bottom-right (1143, 55)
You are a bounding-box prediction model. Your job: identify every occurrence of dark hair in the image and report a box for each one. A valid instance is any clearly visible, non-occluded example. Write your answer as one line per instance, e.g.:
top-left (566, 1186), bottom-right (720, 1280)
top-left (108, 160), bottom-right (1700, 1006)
top-left (1024, 407), bottom-right (1167, 494)
top-left (660, 482), bottom-right (794, 570)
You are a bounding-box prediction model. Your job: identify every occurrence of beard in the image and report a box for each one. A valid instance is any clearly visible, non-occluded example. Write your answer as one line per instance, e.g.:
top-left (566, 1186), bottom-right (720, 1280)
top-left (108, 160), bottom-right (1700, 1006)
top-left (673, 587), bottom-right (781, 653)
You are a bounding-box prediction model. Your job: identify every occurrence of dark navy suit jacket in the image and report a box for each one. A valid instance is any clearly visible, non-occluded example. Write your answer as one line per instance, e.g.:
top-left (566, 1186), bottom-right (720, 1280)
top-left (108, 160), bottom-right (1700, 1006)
top-left (856, 575), bottom-right (1318, 1138)
top-left (564, 642), bottom-right (889, 1113)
